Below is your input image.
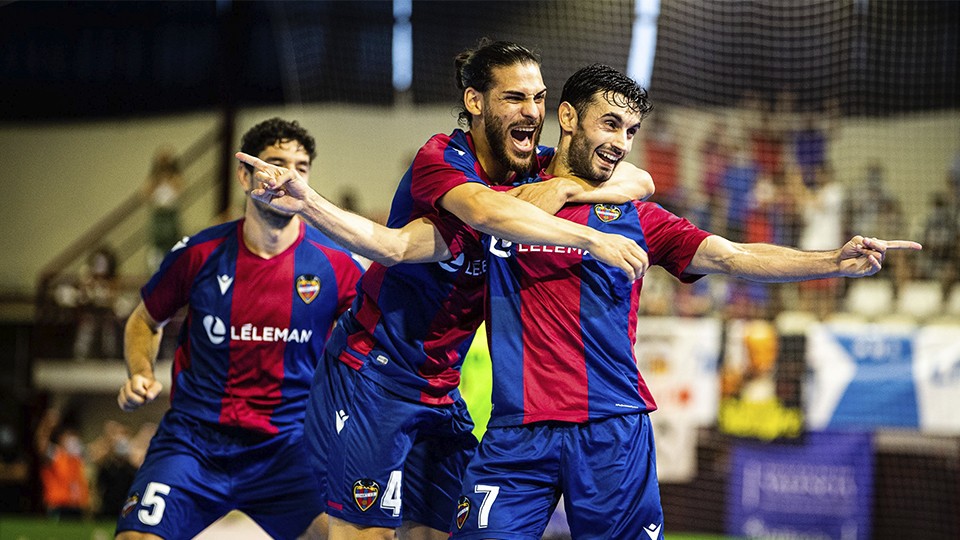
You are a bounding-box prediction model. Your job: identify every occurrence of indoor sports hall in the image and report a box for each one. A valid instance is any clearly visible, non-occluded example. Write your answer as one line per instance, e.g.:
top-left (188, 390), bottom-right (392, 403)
top-left (0, 1), bottom-right (958, 539)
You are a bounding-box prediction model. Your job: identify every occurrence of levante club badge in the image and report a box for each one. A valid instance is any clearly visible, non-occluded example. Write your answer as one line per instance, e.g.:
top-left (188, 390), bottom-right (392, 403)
top-left (353, 479), bottom-right (380, 512)
top-left (296, 275), bottom-right (321, 304)
top-left (456, 496), bottom-right (470, 529)
top-left (594, 204), bottom-right (622, 222)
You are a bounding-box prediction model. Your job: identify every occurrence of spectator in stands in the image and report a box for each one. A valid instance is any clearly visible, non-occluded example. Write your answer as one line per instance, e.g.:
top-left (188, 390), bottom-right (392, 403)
top-left (848, 162), bottom-right (897, 238)
top-left (643, 107), bottom-right (682, 212)
top-left (698, 120), bottom-right (731, 233)
top-left (144, 147), bottom-right (184, 271)
top-left (88, 421), bottom-right (137, 519)
top-left (720, 142), bottom-right (760, 243)
top-left (919, 191), bottom-right (959, 287)
top-left (35, 408), bottom-right (90, 520)
top-left (789, 98), bottom-right (838, 186)
top-left (794, 164), bottom-right (845, 318)
top-left (72, 246), bottom-right (121, 359)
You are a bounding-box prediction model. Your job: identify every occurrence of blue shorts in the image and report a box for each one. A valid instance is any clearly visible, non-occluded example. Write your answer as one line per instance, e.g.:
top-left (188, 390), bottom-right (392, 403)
top-left (115, 409), bottom-right (325, 540)
top-left (305, 356), bottom-right (477, 531)
top-left (452, 413), bottom-right (664, 540)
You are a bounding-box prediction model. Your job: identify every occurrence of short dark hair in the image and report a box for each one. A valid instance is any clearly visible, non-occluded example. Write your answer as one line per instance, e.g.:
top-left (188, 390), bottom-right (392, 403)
top-left (239, 118), bottom-right (316, 171)
top-left (454, 38), bottom-right (541, 127)
top-left (559, 64), bottom-right (652, 122)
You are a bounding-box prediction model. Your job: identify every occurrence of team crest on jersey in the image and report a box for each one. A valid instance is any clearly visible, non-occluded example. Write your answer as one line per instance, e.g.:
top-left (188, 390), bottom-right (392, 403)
top-left (120, 493), bottom-right (139, 518)
top-left (456, 496), bottom-right (471, 529)
top-left (296, 274), bottom-right (321, 304)
top-left (594, 204), bottom-right (622, 222)
top-left (353, 479), bottom-right (380, 512)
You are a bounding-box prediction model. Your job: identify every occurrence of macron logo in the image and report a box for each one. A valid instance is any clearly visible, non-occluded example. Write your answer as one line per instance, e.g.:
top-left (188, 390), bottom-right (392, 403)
top-left (170, 236), bottom-right (190, 252)
top-left (336, 410), bottom-right (349, 434)
top-left (217, 274), bottom-right (234, 295)
top-left (644, 523), bottom-right (662, 540)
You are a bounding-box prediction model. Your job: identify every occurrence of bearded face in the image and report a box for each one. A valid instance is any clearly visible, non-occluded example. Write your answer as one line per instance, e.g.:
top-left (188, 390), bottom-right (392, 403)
top-left (251, 196), bottom-right (296, 228)
top-left (483, 107), bottom-right (543, 176)
top-left (566, 127), bottom-right (622, 183)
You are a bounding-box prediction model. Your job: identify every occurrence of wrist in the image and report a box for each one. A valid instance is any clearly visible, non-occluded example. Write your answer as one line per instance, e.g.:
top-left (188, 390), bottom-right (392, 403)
top-left (301, 189), bottom-right (325, 215)
top-left (127, 361), bottom-right (154, 380)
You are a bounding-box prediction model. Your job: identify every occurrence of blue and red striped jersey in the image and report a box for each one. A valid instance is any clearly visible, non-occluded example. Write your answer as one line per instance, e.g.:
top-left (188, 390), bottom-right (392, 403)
top-left (484, 200), bottom-right (711, 426)
top-left (329, 129), bottom-right (554, 405)
top-left (141, 219), bottom-right (363, 436)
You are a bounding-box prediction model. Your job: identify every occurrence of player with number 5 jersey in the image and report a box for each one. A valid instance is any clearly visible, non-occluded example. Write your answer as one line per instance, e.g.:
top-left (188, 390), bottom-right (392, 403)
top-left (114, 119), bottom-right (363, 540)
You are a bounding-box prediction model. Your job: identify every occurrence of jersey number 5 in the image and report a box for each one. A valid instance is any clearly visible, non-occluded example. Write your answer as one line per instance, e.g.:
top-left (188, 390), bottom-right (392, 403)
top-left (139, 482), bottom-right (171, 526)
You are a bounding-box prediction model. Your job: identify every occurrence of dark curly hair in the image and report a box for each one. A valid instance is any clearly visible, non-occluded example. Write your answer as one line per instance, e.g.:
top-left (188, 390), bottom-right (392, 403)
top-left (559, 64), bottom-right (652, 122)
top-left (454, 38), bottom-right (541, 127)
top-left (239, 118), bottom-right (316, 171)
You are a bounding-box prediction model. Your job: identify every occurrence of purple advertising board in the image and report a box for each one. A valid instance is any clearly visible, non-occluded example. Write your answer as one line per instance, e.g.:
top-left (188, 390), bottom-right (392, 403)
top-left (727, 431), bottom-right (873, 540)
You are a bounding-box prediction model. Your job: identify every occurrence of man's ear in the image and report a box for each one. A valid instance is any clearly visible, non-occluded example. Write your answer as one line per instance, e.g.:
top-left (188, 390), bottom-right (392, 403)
top-left (558, 102), bottom-right (578, 133)
top-left (237, 164), bottom-right (252, 192)
top-left (464, 87), bottom-right (483, 116)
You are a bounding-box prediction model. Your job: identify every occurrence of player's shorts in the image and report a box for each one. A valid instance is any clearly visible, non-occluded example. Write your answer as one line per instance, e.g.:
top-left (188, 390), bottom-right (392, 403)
top-left (452, 413), bottom-right (664, 540)
top-left (305, 355), bottom-right (478, 531)
top-left (115, 409), bottom-right (325, 540)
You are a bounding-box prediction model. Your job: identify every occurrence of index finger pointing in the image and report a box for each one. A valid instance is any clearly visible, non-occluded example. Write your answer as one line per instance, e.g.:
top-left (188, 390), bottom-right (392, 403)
top-left (235, 151), bottom-right (270, 169)
top-left (880, 240), bottom-right (923, 251)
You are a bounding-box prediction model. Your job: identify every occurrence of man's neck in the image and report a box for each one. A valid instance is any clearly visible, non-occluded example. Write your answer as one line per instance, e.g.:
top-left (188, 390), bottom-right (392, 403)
top-left (470, 129), bottom-right (510, 184)
top-left (242, 205), bottom-right (301, 259)
top-left (544, 138), bottom-right (571, 179)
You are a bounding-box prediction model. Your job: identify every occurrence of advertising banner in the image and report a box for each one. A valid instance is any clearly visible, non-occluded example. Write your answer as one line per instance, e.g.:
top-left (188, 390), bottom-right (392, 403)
top-left (806, 322), bottom-right (960, 433)
top-left (635, 317), bottom-right (721, 482)
top-left (727, 431), bottom-right (873, 540)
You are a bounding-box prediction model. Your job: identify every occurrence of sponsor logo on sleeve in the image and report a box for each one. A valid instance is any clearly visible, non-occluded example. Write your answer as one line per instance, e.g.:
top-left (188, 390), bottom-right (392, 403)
top-left (202, 315), bottom-right (227, 345)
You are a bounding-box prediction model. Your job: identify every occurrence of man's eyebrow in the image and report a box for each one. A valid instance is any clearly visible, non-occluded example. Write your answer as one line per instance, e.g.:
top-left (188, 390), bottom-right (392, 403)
top-left (600, 112), bottom-right (625, 123)
top-left (501, 89), bottom-right (547, 99)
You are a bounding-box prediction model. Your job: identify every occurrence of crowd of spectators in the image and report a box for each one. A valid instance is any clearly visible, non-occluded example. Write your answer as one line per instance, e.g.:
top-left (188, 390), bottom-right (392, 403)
top-left (639, 99), bottom-right (959, 322)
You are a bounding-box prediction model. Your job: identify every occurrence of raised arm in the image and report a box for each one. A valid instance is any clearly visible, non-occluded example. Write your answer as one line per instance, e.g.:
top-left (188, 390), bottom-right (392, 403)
top-left (686, 235), bottom-right (922, 282)
top-left (569, 161), bottom-right (655, 203)
top-left (118, 302), bottom-right (165, 412)
top-left (238, 152), bottom-right (451, 266)
top-left (506, 164), bottom-right (655, 215)
top-left (439, 182), bottom-right (649, 280)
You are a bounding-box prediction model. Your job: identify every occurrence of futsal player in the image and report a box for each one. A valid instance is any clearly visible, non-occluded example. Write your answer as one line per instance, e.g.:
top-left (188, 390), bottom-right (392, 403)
top-left (114, 118), bottom-right (363, 540)
top-left (240, 40), bottom-right (654, 540)
top-left (451, 64), bottom-right (921, 539)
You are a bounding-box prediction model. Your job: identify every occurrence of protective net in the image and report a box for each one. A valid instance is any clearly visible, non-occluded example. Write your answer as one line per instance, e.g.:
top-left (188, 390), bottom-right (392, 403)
top-left (271, 1), bottom-right (960, 538)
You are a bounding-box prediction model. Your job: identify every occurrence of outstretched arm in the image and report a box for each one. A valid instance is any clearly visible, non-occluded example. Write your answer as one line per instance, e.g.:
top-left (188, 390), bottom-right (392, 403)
top-left (240, 151), bottom-right (650, 278)
top-left (569, 161), bottom-right (655, 203)
top-left (238, 152), bottom-right (451, 266)
top-left (687, 235), bottom-right (922, 282)
top-left (118, 302), bottom-right (165, 412)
